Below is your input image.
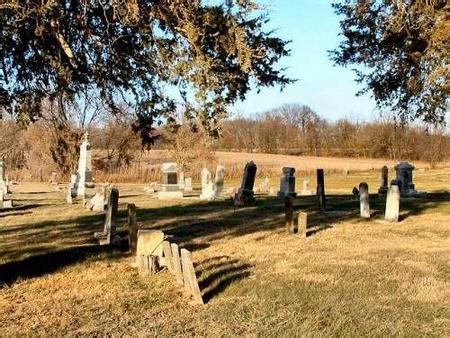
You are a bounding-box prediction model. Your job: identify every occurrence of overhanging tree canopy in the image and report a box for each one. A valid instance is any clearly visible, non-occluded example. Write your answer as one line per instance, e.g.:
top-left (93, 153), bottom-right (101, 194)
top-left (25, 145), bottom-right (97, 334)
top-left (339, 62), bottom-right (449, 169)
top-left (331, 0), bottom-right (449, 124)
top-left (0, 0), bottom-right (293, 142)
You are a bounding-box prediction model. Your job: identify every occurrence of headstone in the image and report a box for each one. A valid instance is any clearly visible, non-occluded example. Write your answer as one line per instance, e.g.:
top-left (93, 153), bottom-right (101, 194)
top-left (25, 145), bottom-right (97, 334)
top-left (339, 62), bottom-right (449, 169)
top-left (200, 167), bottom-right (214, 200)
top-left (128, 203), bottom-right (138, 255)
top-left (180, 249), bottom-right (204, 305)
top-left (352, 186), bottom-right (360, 198)
top-left (378, 166), bottom-right (389, 195)
top-left (94, 187), bottom-right (119, 245)
top-left (285, 197), bottom-right (294, 234)
top-left (86, 185), bottom-right (107, 211)
top-left (178, 171), bottom-right (185, 190)
top-left (234, 161), bottom-right (257, 206)
top-left (66, 184), bottom-right (73, 204)
top-left (359, 182), bottom-right (370, 218)
top-left (259, 177), bottom-right (271, 194)
top-left (158, 162), bottom-right (183, 199)
top-left (171, 243), bottom-right (184, 285)
top-left (75, 132), bottom-right (95, 197)
top-left (297, 212), bottom-right (307, 238)
top-left (49, 171), bottom-right (58, 185)
top-left (300, 179), bottom-right (313, 195)
top-left (316, 169), bottom-right (326, 211)
top-left (214, 165), bottom-right (225, 199)
top-left (277, 167), bottom-right (297, 198)
top-left (385, 184), bottom-right (400, 222)
top-left (394, 162), bottom-right (417, 195)
top-left (0, 160), bottom-right (9, 194)
top-left (136, 230), bottom-right (164, 256)
top-left (184, 177), bottom-right (193, 193)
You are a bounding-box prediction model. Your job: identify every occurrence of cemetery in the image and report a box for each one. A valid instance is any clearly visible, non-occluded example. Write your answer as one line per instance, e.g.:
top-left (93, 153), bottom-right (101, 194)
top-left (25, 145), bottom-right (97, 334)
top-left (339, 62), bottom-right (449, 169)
top-left (1, 144), bottom-right (449, 335)
top-left (1, 0), bottom-right (449, 335)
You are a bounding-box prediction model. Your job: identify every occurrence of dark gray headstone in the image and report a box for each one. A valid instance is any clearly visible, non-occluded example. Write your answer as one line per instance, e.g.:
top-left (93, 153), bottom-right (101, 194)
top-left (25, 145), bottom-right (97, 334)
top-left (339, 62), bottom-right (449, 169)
top-left (378, 166), bottom-right (389, 195)
top-left (316, 169), bottom-right (326, 211)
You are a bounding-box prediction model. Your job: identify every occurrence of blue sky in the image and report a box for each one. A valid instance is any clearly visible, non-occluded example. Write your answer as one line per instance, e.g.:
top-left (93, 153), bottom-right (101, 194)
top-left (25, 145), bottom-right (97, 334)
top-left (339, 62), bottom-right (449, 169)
top-left (231, 0), bottom-right (377, 121)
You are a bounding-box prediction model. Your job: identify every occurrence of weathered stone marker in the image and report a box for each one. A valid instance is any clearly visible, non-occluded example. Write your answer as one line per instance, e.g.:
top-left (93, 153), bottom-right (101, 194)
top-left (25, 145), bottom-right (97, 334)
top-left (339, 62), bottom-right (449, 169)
top-left (214, 165), bottom-right (225, 199)
top-left (94, 187), bottom-right (119, 245)
top-left (127, 203), bottom-right (137, 255)
top-left (180, 248), bottom-right (204, 305)
top-left (378, 166), bottom-right (389, 195)
top-left (171, 243), bottom-right (184, 285)
top-left (394, 162), bottom-right (417, 195)
top-left (278, 167), bottom-right (297, 198)
top-left (359, 182), bottom-right (370, 218)
top-left (297, 212), bottom-right (307, 238)
top-left (200, 167), bottom-right (214, 200)
top-left (385, 184), bottom-right (400, 222)
top-left (234, 161), bottom-right (257, 206)
top-left (74, 132), bottom-right (95, 197)
top-left (285, 196), bottom-right (294, 234)
top-left (162, 241), bottom-right (174, 273)
top-left (0, 160), bottom-right (9, 194)
top-left (316, 169), bottom-right (326, 211)
top-left (184, 177), bottom-right (193, 193)
top-left (135, 230), bottom-right (164, 274)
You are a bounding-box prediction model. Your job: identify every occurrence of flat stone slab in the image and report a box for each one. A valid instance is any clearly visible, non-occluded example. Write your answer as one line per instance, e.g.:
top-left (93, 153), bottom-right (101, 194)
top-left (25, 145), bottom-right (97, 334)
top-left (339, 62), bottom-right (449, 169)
top-left (136, 230), bottom-right (165, 256)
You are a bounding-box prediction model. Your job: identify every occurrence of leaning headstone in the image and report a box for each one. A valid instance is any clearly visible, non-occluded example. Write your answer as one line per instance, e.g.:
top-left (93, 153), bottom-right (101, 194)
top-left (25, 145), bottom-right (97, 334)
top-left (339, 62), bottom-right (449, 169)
top-left (234, 161), bottom-right (257, 207)
top-left (214, 166), bottom-right (225, 199)
top-left (316, 169), bottom-right (326, 211)
top-left (180, 248), bottom-right (204, 305)
top-left (94, 187), bottom-right (119, 245)
top-left (200, 167), bottom-right (214, 200)
top-left (86, 185), bottom-right (107, 211)
top-left (378, 166), bottom-right (389, 195)
top-left (359, 182), bottom-right (370, 218)
top-left (277, 167), bottom-right (297, 198)
top-left (158, 162), bottom-right (183, 199)
top-left (75, 132), bottom-right (95, 197)
top-left (385, 184), bottom-right (400, 222)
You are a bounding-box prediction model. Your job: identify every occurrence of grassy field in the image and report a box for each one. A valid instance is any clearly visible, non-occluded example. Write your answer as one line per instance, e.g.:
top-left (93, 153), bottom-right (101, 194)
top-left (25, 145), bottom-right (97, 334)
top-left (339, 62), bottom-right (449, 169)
top-left (1, 167), bottom-right (449, 335)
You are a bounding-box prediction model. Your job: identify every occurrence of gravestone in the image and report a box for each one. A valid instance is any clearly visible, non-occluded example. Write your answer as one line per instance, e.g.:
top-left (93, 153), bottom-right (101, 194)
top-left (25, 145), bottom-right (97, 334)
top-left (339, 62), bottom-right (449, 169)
top-left (234, 161), bottom-right (257, 207)
top-left (316, 169), bottom-right (326, 211)
top-left (259, 177), bottom-right (271, 194)
top-left (277, 167), bottom-right (297, 198)
top-left (285, 196), bottom-right (294, 234)
top-left (66, 184), bottom-right (73, 204)
top-left (378, 166), bottom-right (389, 195)
top-left (94, 187), bottom-right (119, 245)
top-left (359, 182), bottom-right (370, 218)
top-left (200, 167), bottom-right (214, 200)
top-left (297, 212), bottom-right (307, 238)
top-left (385, 184), bottom-right (400, 222)
top-left (394, 162), bottom-right (417, 195)
top-left (300, 180), bottom-right (313, 195)
top-left (0, 160), bottom-right (9, 194)
top-left (158, 162), bottom-right (183, 199)
top-left (86, 185), bottom-right (107, 211)
top-left (214, 165), bottom-right (225, 199)
top-left (178, 171), bottom-right (185, 190)
top-left (75, 132), bottom-right (95, 197)
top-left (184, 177), bottom-right (193, 193)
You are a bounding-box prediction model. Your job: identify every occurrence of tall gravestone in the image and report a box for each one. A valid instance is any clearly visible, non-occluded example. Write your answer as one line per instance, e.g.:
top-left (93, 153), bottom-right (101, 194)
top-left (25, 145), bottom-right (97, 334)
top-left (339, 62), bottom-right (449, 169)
top-left (200, 167), bottom-right (214, 200)
top-left (378, 166), bottom-right (389, 195)
top-left (359, 182), bottom-right (370, 218)
top-left (385, 184), bottom-right (400, 222)
top-left (0, 160), bottom-right (9, 194)
top-left (395, 162), bottom-right (416, 195)
top-left (316, 169), bottom-right (326, 211)
top-left (277, 167), bottom-right (297, 198)
top-left (234, 161), bottom-right (257, 206)
top-left (94, 187), bottom-right (119, 245)
top-left (74, 132), bottom-right (94, 197)
top-left (214, 166), bottom-right (225, 199)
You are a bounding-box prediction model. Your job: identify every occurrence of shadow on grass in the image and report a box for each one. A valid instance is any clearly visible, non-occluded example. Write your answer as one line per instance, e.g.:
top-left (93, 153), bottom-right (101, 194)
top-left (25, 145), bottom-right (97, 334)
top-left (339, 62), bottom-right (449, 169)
top-left (2, 192), bottom-right (448, 286)
top-left (0, 244), bottom-right (124, 285)
top-left (195, 255), bottom-right (252, 303)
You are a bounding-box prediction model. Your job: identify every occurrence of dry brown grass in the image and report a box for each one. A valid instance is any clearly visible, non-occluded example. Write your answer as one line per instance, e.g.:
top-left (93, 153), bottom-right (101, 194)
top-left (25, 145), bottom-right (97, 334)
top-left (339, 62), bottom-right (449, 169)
top-left (1, 168), bottom-right (449, 335)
